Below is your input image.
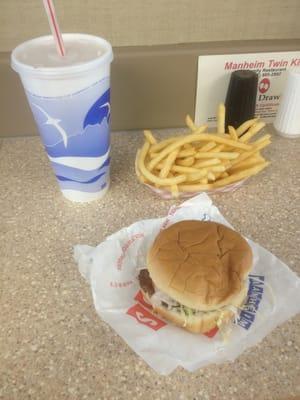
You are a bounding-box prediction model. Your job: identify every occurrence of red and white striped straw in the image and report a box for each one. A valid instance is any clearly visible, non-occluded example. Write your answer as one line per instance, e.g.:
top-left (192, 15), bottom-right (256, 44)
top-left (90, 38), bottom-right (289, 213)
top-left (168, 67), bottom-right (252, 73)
top-left (42, 0), bottom-right (65, 56)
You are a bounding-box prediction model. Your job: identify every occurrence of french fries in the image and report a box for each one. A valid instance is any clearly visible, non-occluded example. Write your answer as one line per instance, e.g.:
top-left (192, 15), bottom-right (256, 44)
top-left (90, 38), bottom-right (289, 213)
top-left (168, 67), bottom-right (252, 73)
top-left (185, 114), bottom-right (197, 131)
top-left (217, 103), bottom-right (226, 134)
top-left (148, 134), bottom-right (251, 171)
top-left (228, 126), bottom-right (238, 140)
top-left (176, 156), bottom-right (195, 167)
top-left (159, 149), bottom-right (179, 178)
top-left (178, 162), bottom-right (269, 191)
top-left (177, 148), bottom-right (196, 158)
top-left (136, 104), bottom-right (271, 198)
top-left (194, 152), bottom-right (239, 160)
top-left (193, 158), bottom-right (221, 168)
top-left (199, 142), bottom-right (216, 152)
top-left (239, 121), bottom-right (266, 143)
top-left (236, 118), bottom-right (259, 137)
top-left (137, 142), bottom-right (186, 186)
top-left (144, 130), bottom-right (157, 145)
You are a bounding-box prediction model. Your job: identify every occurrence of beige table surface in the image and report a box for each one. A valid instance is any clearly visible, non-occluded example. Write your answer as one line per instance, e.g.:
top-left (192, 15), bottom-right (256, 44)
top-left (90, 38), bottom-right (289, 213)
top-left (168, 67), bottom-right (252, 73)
top-left (1, 130), bottom-right (299, 400)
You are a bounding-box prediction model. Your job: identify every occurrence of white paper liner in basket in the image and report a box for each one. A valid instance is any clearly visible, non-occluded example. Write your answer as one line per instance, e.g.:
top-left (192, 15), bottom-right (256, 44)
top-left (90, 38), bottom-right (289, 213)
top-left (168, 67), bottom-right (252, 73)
top-left (134, 151), bottom-right (246, 199)
top-left (74, 194), bottom-right (300, 375)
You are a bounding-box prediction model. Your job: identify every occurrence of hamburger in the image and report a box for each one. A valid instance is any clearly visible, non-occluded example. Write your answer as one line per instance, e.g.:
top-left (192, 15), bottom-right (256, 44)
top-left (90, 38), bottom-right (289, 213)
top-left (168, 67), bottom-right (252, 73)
top-left (138, 220), bottom-right (252, 334)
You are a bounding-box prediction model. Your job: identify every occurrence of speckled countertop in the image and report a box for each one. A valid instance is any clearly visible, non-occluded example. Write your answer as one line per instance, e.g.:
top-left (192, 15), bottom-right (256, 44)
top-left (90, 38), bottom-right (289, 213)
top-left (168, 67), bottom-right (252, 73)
top-left (1, 129), bottom-right (300, 400)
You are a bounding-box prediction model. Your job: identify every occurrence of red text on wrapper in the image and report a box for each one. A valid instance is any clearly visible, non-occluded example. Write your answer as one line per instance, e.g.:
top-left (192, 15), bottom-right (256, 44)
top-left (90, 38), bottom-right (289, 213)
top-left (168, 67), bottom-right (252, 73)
top-left (161, 205), bottom-right (181, 230)
top-left (116, 233), bottom-right (144, 270)
top-left (133, 290), bottom-right (219, 337)
top-left (127, 303), bottom-right (167, 331)
top-left (110, 280), bottom-right (134, 288)
top-left (134, 290), bottom-right (152, 309)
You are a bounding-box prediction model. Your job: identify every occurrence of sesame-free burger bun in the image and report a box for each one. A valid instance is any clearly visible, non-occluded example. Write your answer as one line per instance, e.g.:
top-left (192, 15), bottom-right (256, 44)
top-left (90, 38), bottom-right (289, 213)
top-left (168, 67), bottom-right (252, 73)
top-left (147, 220), bottom-right (252, 312)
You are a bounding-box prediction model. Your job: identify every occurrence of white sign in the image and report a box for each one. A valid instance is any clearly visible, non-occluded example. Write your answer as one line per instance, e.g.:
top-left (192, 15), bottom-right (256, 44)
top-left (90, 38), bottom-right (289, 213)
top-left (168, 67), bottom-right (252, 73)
top-left (195, 51), bottom-right (300, 126)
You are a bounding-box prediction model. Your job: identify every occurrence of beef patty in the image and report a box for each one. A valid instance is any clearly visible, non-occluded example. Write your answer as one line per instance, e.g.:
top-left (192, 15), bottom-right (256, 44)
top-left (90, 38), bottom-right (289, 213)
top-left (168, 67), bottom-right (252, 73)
top-left (138, 269), bottom-right (155, 297)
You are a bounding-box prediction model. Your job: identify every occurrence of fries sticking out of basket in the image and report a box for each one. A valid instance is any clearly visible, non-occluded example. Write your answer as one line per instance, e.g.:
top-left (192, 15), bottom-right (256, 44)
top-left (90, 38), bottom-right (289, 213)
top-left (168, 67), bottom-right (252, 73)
top-left (135, 103), bottom-right (271, 198)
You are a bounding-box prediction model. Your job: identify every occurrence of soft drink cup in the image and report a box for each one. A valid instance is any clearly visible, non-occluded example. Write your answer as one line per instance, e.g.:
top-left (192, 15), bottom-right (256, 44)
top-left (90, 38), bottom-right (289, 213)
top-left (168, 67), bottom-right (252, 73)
top-left (11, 34), bottom-right (113, 202)
top-left (274, 69), bottom-right (300, 138)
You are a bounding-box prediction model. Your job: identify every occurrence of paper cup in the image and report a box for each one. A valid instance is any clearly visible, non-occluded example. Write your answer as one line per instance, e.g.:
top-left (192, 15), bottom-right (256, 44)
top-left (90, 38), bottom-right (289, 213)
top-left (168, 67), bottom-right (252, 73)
top-left (274, 69), bottom-right (300, 139)
top-left (11, 34), bottom-right (113, 202)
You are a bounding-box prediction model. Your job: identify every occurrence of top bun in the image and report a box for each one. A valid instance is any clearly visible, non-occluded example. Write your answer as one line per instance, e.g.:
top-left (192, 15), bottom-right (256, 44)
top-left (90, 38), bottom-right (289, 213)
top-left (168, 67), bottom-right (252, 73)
top-left (147, 220), bottom-right (252, 311)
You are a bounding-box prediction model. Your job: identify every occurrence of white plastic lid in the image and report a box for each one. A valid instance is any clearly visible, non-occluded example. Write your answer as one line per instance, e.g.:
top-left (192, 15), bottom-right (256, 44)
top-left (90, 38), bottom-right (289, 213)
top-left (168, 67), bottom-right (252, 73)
top-left (11, 33), bottom-right (113, 79)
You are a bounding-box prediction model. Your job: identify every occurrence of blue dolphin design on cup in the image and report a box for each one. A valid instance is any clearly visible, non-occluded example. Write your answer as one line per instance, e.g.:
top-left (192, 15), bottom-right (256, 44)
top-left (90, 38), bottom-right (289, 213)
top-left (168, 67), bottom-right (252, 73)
top-left (83, 89), bottom-right (110, 128)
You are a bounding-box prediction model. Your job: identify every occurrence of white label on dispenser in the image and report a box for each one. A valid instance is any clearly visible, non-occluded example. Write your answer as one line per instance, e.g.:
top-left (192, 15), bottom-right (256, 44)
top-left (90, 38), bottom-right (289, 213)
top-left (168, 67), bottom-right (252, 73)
top-left (195, 51), bottom-right (300, 126)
